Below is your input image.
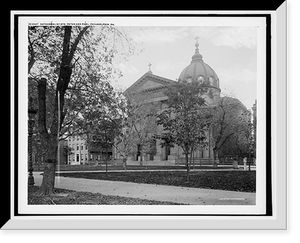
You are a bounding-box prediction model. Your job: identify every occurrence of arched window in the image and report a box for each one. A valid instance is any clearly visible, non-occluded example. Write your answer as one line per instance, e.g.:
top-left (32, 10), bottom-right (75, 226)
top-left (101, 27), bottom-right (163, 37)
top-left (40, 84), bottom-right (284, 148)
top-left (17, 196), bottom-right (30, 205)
top-left (209, 77), bottom-right (214, 86)
top-left (197, 75), bottom-right (204, 83)
top-left (186, 77), bottom-right (193, 83)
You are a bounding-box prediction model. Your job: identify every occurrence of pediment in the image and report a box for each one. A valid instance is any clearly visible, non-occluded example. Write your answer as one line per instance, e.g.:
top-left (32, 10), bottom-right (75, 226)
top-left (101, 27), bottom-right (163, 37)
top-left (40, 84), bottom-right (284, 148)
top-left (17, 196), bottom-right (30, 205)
top-left (136, 79), bottom-right (164, 92)
top-left (124, 72), bottom-right (176, 96)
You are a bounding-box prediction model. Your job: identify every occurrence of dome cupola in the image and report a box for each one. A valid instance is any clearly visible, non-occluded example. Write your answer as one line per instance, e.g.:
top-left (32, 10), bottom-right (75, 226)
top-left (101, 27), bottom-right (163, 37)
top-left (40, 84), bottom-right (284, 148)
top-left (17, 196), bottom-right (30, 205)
top-left (178, 37), bottom-right (220, 90)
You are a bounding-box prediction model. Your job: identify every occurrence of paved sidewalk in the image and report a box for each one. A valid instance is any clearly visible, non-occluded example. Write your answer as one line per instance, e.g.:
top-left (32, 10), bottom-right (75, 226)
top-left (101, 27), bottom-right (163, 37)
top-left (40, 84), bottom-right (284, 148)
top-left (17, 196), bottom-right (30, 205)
top-left (33, 172), bottom-right (255, 205)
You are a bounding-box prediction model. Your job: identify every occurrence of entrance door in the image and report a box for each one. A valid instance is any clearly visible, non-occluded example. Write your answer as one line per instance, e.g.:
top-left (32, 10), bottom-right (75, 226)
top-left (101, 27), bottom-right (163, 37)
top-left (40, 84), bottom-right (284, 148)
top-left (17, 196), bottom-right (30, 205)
top-left (162, 145), bottom-right (170, 160)
top-left (136, 144), bottom-right (141, 161)
top-left (149, 139), bottom-right (156, 161)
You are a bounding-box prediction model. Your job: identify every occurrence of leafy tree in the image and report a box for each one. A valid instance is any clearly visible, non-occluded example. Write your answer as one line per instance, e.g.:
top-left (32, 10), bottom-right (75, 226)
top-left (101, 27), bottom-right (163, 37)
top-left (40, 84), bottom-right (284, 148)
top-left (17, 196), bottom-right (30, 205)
top-left (234, 109), bottom-right (255, 170)
top-left (62, 145), bottom-right (73, 164)
top-left (90, 118), bottom-right (117, 175)
top-left (113, 92), bottom-right (159, 165)
top-left (80, 94), bottom-right (123, 175)
top-left (211, 97), bottom-right (251, 166)
top-left (111, 94), bottom-right (136, 164)
top-left (127, 95), bottom-right (159, 164)
top-left (35, 25), bottom-right (90, 196)
top-left (156, 82), bottom-right (211, 182)
top-left (28, 25), bottom-right (136, 195)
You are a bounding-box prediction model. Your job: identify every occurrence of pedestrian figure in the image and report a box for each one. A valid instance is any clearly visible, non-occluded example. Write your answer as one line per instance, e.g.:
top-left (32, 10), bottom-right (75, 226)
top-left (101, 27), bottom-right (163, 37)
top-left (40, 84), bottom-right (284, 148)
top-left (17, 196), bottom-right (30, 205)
top-left (232, 157), bottom-right (238, 169)
top-left (243, 157), bottom-right (247, 171)
top-left (122, 157), bottom-right (127, 172)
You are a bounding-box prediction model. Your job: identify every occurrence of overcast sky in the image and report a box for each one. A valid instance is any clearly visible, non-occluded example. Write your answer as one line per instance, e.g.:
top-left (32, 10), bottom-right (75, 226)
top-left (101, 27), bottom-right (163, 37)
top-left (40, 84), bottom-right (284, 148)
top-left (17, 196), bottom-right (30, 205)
top-left (112, 26), bottom-right (257, 109)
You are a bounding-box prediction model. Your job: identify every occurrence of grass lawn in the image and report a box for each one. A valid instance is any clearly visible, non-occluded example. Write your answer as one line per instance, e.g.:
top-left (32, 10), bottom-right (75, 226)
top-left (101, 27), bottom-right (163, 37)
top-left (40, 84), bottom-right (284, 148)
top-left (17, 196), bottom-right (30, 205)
top-left (28, 186), bottom-right (183, 205)
top-left (57, 170), bottom-right (256, 192)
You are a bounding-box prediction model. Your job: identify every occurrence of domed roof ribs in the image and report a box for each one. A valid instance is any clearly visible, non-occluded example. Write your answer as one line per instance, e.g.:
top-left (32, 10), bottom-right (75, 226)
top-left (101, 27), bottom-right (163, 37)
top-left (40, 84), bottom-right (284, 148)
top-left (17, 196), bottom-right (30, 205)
top-left (179, 66), bottom-right (188, 82)
top-left (178, 37), bottom-right (220, 92)
top-left (193, 64), bottom-right (197, 81)
top-left (201, 62), bottom-right (208, 82)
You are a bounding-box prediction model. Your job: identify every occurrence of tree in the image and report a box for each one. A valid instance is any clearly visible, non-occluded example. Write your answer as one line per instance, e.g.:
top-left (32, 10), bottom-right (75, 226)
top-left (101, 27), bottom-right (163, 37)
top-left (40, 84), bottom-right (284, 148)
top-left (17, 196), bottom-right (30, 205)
top-left (235, 109), bottom-right (255, 170)
top-left (97, 117), bottom-right (121, 175)
top-left (88, 114), bottom-right (122, 175)
top-left (111, 94), bottom-right (136, 165)
top-left (62, 145), bottom-right (73, 164)
top-left (218, 109), bottom-right (255, 170)
top-left (156, 82), bottom-right (211, 182)
top-left (36, 26), bottom-right (89, 195)
top-left (210, 97), bottom-right (251, 166)
top-left (29, 25), bottom-right (136, 195)
top-left (127, 96), bottom-right (159, 164)
top-left (114, 93), bottom-right (159, 165)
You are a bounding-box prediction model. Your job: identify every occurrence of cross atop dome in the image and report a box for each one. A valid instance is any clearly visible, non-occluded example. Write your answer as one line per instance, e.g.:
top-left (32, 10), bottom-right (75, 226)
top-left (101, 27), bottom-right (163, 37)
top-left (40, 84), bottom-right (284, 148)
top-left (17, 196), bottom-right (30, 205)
top-left (191, 36), bottom-right (203, 62)
top-left (195, 36), bottom-right (200, 53)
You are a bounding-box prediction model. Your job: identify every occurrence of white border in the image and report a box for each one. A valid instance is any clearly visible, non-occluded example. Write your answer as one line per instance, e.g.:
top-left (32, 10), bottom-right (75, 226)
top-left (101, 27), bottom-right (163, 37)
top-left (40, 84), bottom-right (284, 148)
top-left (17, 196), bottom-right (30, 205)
top-left (5, 4), bottom-right (287, 229)
top-left (20, 15), bottom-right (265, 26)
top-left (19, 15), bottom-right (265, 216)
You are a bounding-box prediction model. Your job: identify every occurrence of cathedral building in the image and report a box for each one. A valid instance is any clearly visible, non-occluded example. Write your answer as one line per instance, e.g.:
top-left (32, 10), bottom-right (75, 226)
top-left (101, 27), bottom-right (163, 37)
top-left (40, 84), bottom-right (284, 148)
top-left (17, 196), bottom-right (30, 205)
top-left (113, 39), bottom-right (249, 166)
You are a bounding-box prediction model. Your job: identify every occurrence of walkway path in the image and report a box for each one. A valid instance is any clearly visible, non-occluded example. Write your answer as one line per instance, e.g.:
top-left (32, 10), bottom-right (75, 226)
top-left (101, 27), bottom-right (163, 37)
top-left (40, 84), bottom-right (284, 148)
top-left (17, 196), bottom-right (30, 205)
top-left (33, 172), bottom-right (255, 205)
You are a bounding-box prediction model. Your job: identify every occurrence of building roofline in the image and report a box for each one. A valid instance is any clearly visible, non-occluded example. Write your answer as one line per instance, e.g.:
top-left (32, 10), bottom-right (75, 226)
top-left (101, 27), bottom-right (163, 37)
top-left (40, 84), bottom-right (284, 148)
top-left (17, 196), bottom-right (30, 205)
top-left (124, 72), bottom-right (176, 96)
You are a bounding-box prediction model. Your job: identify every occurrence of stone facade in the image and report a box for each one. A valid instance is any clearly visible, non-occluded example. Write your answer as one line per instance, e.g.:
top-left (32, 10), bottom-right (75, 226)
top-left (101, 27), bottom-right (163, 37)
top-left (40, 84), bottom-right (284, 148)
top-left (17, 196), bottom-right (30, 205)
top-left (115, 71), bottom-right (218, 166)
top-left (67, 135), bottom-right (89, 165)
top-left (66, 134), bottom-right (112, 165)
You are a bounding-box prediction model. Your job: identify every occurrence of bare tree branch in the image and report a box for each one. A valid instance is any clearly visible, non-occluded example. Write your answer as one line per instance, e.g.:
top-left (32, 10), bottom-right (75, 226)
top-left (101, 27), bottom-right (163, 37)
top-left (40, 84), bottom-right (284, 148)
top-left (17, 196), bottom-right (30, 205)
top-left (68, 26), bottom-right (90, 64)
top-left (28, 35), bottom-right (35, 73)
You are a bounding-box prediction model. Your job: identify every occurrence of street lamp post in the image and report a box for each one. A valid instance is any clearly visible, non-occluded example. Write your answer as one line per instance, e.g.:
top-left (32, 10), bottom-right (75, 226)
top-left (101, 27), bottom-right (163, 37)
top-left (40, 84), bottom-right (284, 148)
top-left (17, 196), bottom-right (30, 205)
top-left (28, 97), bottom-right (38, 186)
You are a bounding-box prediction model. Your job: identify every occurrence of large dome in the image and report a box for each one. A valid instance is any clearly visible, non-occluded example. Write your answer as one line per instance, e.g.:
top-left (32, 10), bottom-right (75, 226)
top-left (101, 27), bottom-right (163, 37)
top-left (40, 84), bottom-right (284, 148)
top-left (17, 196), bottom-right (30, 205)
top-left (178, 40), bottom-right (220, 89)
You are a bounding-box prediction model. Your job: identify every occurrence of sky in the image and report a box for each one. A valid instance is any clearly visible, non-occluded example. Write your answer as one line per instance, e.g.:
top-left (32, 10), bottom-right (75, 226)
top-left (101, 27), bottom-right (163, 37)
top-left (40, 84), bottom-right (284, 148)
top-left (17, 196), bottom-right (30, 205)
top-left (112, 26), bottom-right (257, 109)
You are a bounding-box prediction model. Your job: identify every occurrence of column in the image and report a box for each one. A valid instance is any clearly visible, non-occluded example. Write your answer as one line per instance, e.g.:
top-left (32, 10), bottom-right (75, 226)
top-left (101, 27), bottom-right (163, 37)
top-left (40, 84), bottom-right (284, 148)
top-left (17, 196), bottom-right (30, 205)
top-left (203, 129), bottom-right (209, 158)
top-left (167, 146), bottom-right (178, 161)
top-left (167, 155), bottom-right (177, 165)
top-left (154, 139), bottom-right (162, 161)
top-left (127, 155), bottom-right (134, 163)
top-left (203, 147), bottom-right (209, 158)
top-left (79, 142), bottom-right (82, 164)
top-left (208, 127), bottom-right (211, 160)
top-left (161, 146), bottom-right (166, 161)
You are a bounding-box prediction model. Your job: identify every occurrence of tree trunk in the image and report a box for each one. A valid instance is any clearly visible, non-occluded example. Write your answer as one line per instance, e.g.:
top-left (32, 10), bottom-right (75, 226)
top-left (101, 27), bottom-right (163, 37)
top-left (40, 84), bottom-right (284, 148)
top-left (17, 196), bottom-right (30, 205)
top-left (185, 153), bottom-right (190, 183)
top-left (105, 146), bottom-right (108, 177)
top-left (191, 148), bottom-right (194, 170)
top-left (140, 148), bottom-right (143, 166)
top-left (190, 150), bottom-right (193, 171)
top-left (35, 79), bottom-right (58, 195)
top-left (36, 159), bottom-right (56, 195)
top-left (248, 151), bottom-right (251, 171)
top-left (35, 134), bottom-right (58, 196)
top-left (34, 26), bottom-right (89, 196)
top-left (199, 149), bottom-right (202, 168)
top-left (123, 157), bottom-right (127, 172)
top-left (213, 148), bottom-right (218, 167)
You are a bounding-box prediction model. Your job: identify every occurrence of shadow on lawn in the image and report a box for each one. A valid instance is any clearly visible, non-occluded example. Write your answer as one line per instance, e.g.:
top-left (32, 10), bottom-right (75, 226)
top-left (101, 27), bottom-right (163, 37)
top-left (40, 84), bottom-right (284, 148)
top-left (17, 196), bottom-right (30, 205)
top-left (57, 170), bottom-right (256, 193)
